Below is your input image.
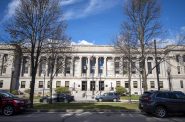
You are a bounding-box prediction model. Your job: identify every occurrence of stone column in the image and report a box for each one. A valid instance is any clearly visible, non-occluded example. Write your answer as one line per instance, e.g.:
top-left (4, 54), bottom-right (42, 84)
top-left (87, 56), bottom-right (90, 77)
top-left (79, 56), bottom-right (82, 77)
top-left (112, 57), bottom-right (115, 77)
top-left (63, 56), bottom-right (66, 77)
top-left (27, 58), bottom-right (31, 77)
top-left (70, 57), bottom-right (74, 77)
top-left (95, 56), bottom-right (99, 77)
top-left (45, 57), bottom-right (48, 77)
top-left (20, 57), bottom-right (24, 77)
top-left (103, 57), bottom-right (107, 77)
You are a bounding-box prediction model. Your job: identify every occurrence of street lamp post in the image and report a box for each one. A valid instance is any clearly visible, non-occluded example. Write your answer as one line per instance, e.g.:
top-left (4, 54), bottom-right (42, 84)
top-left (43, 70), bottom-right (46, 97)
top-left (100, 71), bottom-right (102, 95)
top-left (111, 82), bottom-right (113, 91)
top-left (73, 82), bottom-right (75, 91)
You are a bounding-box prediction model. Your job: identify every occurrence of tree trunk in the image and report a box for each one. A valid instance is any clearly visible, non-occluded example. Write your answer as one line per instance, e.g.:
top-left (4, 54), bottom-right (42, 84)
top-left (29, 69), bottom-right (36, 108)
top-left (142, 60), bottom-right (148, 92)
top-left (128, 64), bottom-right (132, 103)
top-left (49, 74), bottom-right (53, 104)
top-left (49, 57), bottom-right (55, 104)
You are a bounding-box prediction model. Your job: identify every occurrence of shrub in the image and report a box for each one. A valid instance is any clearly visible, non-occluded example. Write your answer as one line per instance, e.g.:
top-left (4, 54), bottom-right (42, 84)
top-left (115, 86), bottom-right (127, 96)
top-left (11, 90), bottom-right (19, 95)
top-left (55, 87), bottom-right (70, 94)
top-left (24, 89), bottom-right (30, 94)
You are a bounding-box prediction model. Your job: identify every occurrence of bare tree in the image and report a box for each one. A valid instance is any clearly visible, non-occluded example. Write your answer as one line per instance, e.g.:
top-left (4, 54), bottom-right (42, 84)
top-left (115, 23), bottom-right (137, 103)
top-left (44, 39), bottom-right (71, 104)
top-left (123, 0), bottom-right (161, 91)
top-left (6, 0), bottom-right (66, 107)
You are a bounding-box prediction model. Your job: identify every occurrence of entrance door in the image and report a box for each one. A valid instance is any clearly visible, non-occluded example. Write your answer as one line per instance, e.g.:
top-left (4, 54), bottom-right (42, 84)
top-left (90, 81), bottom-right (95, 91)
top-left (82, 81), bottom-right (87, 91)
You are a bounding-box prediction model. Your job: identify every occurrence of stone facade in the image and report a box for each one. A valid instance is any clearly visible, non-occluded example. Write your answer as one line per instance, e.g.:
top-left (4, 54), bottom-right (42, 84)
top-left (0, 44), bottom-right (185, 97)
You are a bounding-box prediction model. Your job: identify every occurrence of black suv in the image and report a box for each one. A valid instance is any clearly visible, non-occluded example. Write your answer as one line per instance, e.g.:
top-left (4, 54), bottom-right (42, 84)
top-left (40, 93), bottom-right (74, 103)
top-left (139, 90), bottom-right (185, 118)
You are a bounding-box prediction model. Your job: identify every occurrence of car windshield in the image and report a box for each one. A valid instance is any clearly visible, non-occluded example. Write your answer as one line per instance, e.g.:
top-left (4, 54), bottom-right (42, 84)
top-left (174, 92), bottom-right (185, 99)
top-left (0, 92), bottom-right (18, 98)
top-left (142, 92), bottom-right (152, 97)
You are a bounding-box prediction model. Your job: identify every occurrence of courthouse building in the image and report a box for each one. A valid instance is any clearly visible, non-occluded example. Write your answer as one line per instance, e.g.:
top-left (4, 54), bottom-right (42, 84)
top-left (0, 44), bottom-right (185, 97)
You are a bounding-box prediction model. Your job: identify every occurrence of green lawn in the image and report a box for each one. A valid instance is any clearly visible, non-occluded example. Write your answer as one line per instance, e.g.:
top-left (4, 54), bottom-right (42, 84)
top-left (120, 95), bottom-right (140, 100)
top-left (34, 103), bottom-right (138, 110)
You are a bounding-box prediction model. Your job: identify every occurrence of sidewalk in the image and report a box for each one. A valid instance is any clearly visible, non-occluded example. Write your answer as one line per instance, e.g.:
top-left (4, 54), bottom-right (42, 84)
top-left (26, 108), bottom-right (140, 113)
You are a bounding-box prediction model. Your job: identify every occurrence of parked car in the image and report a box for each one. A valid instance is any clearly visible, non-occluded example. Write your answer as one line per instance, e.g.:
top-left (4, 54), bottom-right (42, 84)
top-left (40, 93), bottom-right (74, 103)
top-left (95, 92), bottom-right (120, 102)
top-left (139, 90), bottom-right (185, 118)
top-left (0, 91), bottom-right (30, 116)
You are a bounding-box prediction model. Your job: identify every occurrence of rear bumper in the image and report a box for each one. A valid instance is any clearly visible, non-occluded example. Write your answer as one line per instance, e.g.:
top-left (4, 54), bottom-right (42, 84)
top-left (139, 103), bottom-right (154, 113)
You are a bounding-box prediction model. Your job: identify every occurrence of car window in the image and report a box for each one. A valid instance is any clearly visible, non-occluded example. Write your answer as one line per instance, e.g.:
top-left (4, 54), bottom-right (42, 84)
top-left (59, 94), bottom-right (65, 96)
top-left (174, 92), bottom-right (185, 99)
top-left (168, 92), bottom-right (177, 99)
top-left (103, 93), bottom-right (108, 96)
top-left (156, 92), bottom-right (169, 98)
top-left (114, 93), bottom-right (118, 96)
top-left (108, 93), bottom-right (113, 96)
top-left (0, 92), bottom-right (17, 98)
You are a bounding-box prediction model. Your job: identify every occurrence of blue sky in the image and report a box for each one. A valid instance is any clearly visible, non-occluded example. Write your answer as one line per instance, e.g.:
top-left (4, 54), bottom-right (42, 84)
top-left (0, 0), bottom-right (185, 45)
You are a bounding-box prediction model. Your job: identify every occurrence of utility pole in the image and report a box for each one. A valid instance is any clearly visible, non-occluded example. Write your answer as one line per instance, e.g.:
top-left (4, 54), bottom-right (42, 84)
top-left (154, 40), bottom-right (160, 91)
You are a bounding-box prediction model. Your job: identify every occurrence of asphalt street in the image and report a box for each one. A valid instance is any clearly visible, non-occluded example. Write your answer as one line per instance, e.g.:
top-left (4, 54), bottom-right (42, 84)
top-left (0, 112), bottom-right (185, 122)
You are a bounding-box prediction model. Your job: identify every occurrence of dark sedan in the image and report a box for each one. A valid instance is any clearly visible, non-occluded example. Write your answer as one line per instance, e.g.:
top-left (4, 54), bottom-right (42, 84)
top-left (40, 93), bottom-right (74, 103)
top-left (139, 90), bottom-right (185, 118)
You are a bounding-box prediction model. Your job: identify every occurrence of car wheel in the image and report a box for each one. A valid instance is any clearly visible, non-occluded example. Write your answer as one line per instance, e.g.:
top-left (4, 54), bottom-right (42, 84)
top-left (113, 98), bottom-right (117, 102)
top-left (64, 99), bottom-right (69, 103)
top-left (99, 98), bottom-right (103, 102)
top-left (3, 105), bottom-right (14, 116)
top-left (155, 106), bottom-right (167, 118)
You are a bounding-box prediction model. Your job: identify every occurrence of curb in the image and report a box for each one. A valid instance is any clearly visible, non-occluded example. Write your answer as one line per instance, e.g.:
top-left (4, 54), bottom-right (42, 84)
top-left (25, 109), bottom-right (140, 113)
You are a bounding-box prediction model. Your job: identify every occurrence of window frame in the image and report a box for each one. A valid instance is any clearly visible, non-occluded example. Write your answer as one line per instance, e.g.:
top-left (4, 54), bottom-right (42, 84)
top-left (0, 80), bottom-right (3, 88)
top-left (38, 81), bottom-right (43, 88)
top-left (21, 81), bottom-right (26, 88)
top-left (56, 81), bottom-right (61, 88)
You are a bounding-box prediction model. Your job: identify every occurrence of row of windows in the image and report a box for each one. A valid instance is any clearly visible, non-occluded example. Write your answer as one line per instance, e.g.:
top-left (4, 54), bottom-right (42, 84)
top-left (20, 81), bottom-right (69, 88)
top-left (114, 61), bottom-right (160, 75)
top-left (0, 79), bottom-right (183, 89)
top-left (19, 80), bottom-right (185, 89)
top-left (120, 80), bottom-right (184, 89)
top-left (117, 81), bottom-right (161, 89)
